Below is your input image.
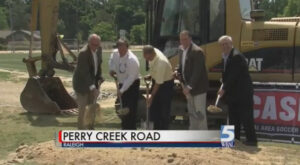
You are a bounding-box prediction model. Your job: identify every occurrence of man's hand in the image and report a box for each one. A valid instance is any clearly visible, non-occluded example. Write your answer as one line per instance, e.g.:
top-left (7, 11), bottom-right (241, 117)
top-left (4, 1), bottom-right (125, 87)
top-left (182, 86), bottom-right (190, 96)
top-left (147, 95), bottom-right (153, 108)
top-left (144, 75), bottom-right (152, 87)
top-left (98, 77), bottom-right (105, 87)
top-left (117, 90), bottom-right (122, 98)
top-left (92, 88), bottom-right (100, 99)
top-left (173, 70), bottom-right (182, 81)
top-left (218, 89), bottom-right (225, 97)
top-left (109, 71), bottom-right (117, 79)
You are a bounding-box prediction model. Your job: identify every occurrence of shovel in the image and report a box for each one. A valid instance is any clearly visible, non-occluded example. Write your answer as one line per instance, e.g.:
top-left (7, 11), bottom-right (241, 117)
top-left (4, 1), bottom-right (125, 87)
top-left (113, 77), bottom-right (130, 117)
top-left (84, 80), bottom-right (104, 129)
top-left (179, 82), bottom-right (191, 99)
top-left (141, 77), bottom-right (154, 130)
top-left (207, 84), bottom-right (223, 113)
top-left (174, 71), bottom-right (190, 99)
top-left (84, 93), bottom-right (101, 129)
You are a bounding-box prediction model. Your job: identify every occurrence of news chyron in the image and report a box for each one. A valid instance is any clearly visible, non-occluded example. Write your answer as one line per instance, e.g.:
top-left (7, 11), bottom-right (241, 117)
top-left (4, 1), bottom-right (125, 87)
top-left (55, 125), bottom-right (235, 148)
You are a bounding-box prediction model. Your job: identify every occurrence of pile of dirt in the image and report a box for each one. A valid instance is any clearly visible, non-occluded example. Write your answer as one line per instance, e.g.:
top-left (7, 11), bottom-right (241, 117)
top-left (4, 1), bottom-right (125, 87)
top-left (1, 141), bottom-right (299, 165)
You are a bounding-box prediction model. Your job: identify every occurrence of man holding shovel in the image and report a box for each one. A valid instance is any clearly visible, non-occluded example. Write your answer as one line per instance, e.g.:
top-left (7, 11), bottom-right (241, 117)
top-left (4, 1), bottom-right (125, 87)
top-left (109, 39), bottom-right (140, 130)
top-left (218, 35), bottom-right (257, 146)
top-left (176, 30), bottom-right (209, 130)
top-left (143, 45), bottom-right (174, 130)
top-left (73, 34), bottom-right (103, 130)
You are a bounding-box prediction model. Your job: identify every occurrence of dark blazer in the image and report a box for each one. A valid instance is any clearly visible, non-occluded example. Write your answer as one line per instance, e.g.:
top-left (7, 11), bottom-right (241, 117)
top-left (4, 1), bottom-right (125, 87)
top-left (178, 43), bottom-right (209, 96)
top-left (222, 48), bottom-right (253, 104)
top-left (73, 45), bottom-right (103, 94)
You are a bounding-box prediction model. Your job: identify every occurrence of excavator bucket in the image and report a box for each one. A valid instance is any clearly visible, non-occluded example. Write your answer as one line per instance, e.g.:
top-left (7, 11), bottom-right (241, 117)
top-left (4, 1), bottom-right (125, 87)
top-left (20, 77), bottom-right (77, 113)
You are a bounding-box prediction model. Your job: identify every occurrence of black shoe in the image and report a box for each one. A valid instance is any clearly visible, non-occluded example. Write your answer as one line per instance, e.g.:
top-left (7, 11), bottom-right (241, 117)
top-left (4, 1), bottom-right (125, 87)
top-left (243, 141), bottom-right (257, 146)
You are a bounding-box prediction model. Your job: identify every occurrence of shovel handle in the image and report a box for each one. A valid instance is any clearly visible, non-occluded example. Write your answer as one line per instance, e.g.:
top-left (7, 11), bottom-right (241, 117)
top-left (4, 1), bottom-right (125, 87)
top-left (180, 82), bottom-right (189, 99)
top-left (143, 76), bottom-right (152, 129)
top-left (114, 77), bottom-right (123, 109)
top-left (215, 83), bottom-right (223, 107)
top-left (219, 83), bottom-right (224, 91)
top-left (215, 94), bottom-right (221, 106)
top-left (144, 76), bottom-right (152, 99)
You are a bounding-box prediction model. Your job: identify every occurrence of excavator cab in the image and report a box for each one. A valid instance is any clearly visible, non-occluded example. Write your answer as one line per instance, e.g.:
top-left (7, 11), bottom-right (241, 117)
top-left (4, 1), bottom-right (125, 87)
top-left (20, 0), bottom-right (78, 113)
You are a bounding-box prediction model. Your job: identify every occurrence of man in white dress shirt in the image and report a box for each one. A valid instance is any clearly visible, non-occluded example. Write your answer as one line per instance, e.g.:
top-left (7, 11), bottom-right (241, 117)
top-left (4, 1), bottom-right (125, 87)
top-left (109, 39), bottom-right (140, 129)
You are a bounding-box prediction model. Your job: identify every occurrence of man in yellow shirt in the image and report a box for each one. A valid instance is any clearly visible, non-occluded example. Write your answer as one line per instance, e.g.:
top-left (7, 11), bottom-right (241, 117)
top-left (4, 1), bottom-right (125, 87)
top-left (143, 45), bottom-right (174, 130)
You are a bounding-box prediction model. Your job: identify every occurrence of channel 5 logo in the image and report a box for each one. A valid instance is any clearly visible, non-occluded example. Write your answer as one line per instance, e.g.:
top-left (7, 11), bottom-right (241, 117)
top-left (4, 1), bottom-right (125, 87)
top-left (220, 125), bottom-right (235, 147)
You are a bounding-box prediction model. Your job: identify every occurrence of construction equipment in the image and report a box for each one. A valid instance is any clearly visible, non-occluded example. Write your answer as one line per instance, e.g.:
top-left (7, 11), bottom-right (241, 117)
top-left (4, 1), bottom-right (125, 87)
top-left (20, 0), bottom-right (77, 113)
top-left (146, 0), bottom-right (300, 126)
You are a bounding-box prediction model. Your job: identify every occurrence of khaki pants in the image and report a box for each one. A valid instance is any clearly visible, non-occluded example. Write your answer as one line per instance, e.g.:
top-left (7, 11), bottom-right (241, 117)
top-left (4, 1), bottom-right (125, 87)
top-left (76, 92), bottom-right (97, 130)
top-left (187, 93), bottom-right (208, 130)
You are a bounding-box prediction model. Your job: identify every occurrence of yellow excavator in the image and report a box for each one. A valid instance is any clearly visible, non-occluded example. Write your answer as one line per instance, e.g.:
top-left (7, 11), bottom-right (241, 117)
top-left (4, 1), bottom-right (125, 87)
top-left (20, 0), bottom-right (77, 113)
top-left (146, 0), bottom-right (300, 82)
top-left (146, 0), bottom-right (300, 124)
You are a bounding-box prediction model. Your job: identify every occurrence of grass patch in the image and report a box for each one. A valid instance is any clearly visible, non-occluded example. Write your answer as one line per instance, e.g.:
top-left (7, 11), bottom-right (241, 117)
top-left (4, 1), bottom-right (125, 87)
top-left (0, 53), bottom-right (29, 72)
top-left (0, 51), bottom-right (148, 81)
top-left (0, 106), bottom-right (120, 160)
top-left (0, 71), bottom-right (11, 81)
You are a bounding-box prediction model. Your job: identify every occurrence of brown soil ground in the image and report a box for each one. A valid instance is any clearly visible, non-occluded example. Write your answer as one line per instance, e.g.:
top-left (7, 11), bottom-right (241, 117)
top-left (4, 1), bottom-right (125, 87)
top-left (0, 76), bottom-right (300, 165)
top-left (2, 140), bottom-right (300, 165)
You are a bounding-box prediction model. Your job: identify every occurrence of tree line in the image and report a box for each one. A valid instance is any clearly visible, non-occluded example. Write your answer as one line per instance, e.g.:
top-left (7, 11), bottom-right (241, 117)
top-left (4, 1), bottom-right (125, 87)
top-left (258, 0), bottom-right (300, 20)
top-left (0, 0), bottom-right (146, 44)
top-left (0, 0), bottom-right (299, 44)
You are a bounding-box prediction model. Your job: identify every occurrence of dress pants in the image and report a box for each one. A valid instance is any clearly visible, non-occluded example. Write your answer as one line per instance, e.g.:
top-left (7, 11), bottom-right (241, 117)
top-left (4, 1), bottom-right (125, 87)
top-left (119, 79), bottom-right (140, 130)
top-left (76, 92), bottom-right (97, 130)
top-left (187, 93), bottom-right (208, 130)
top-left (228, 100), bottom-right (257, 142)
top-left (150, 80), bottom-right (174, 130)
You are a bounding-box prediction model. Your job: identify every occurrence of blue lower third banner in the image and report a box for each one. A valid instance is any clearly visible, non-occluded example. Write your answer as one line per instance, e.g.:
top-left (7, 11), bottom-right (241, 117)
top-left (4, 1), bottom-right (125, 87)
top-left (56, 126), bottom-right (234, 148)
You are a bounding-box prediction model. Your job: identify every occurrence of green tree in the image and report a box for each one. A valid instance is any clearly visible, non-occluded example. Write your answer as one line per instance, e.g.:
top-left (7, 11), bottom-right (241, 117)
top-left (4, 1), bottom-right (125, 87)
top-left (259, 0), bottom-right (288, 20)
top-left (284, 0), bottom-right (300, 16)
top-left (58, 0), bottom-right (86, 39)
top-left (57, 19), bottom-right (66, 34)
top-left (0, 7), bottom-right (9, 30)
top-left (58, 0), bottom-right (114, 39)
top-left (9, 0), bottom-right (147, 40)
top-left (90, 22), bottom-right (116, 41)
top-left (108, 0), bottom-right (145, 34)
top-left (6, 0), bottom-right (31, 30)
top-left (114, 5), bottom-right (134, 32)
top-left (130, 24), bottom-right (145, 44)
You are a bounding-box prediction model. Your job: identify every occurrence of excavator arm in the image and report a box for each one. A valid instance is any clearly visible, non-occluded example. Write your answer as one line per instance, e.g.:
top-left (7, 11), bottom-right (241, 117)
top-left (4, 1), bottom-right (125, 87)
top-left (20, 0), bottom-right (78, 113)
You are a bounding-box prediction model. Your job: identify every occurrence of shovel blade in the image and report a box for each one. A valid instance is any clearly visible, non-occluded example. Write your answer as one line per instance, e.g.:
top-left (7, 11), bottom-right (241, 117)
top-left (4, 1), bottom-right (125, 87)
top-left (141, 120), bottom-right (154, 130)
top-left (84, 103), bottom-right (100, 127)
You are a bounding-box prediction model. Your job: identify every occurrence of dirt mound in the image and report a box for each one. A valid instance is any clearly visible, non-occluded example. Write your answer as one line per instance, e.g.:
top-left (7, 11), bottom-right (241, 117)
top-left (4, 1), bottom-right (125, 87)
top-left (1, 141), bottom-right (299, 165)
